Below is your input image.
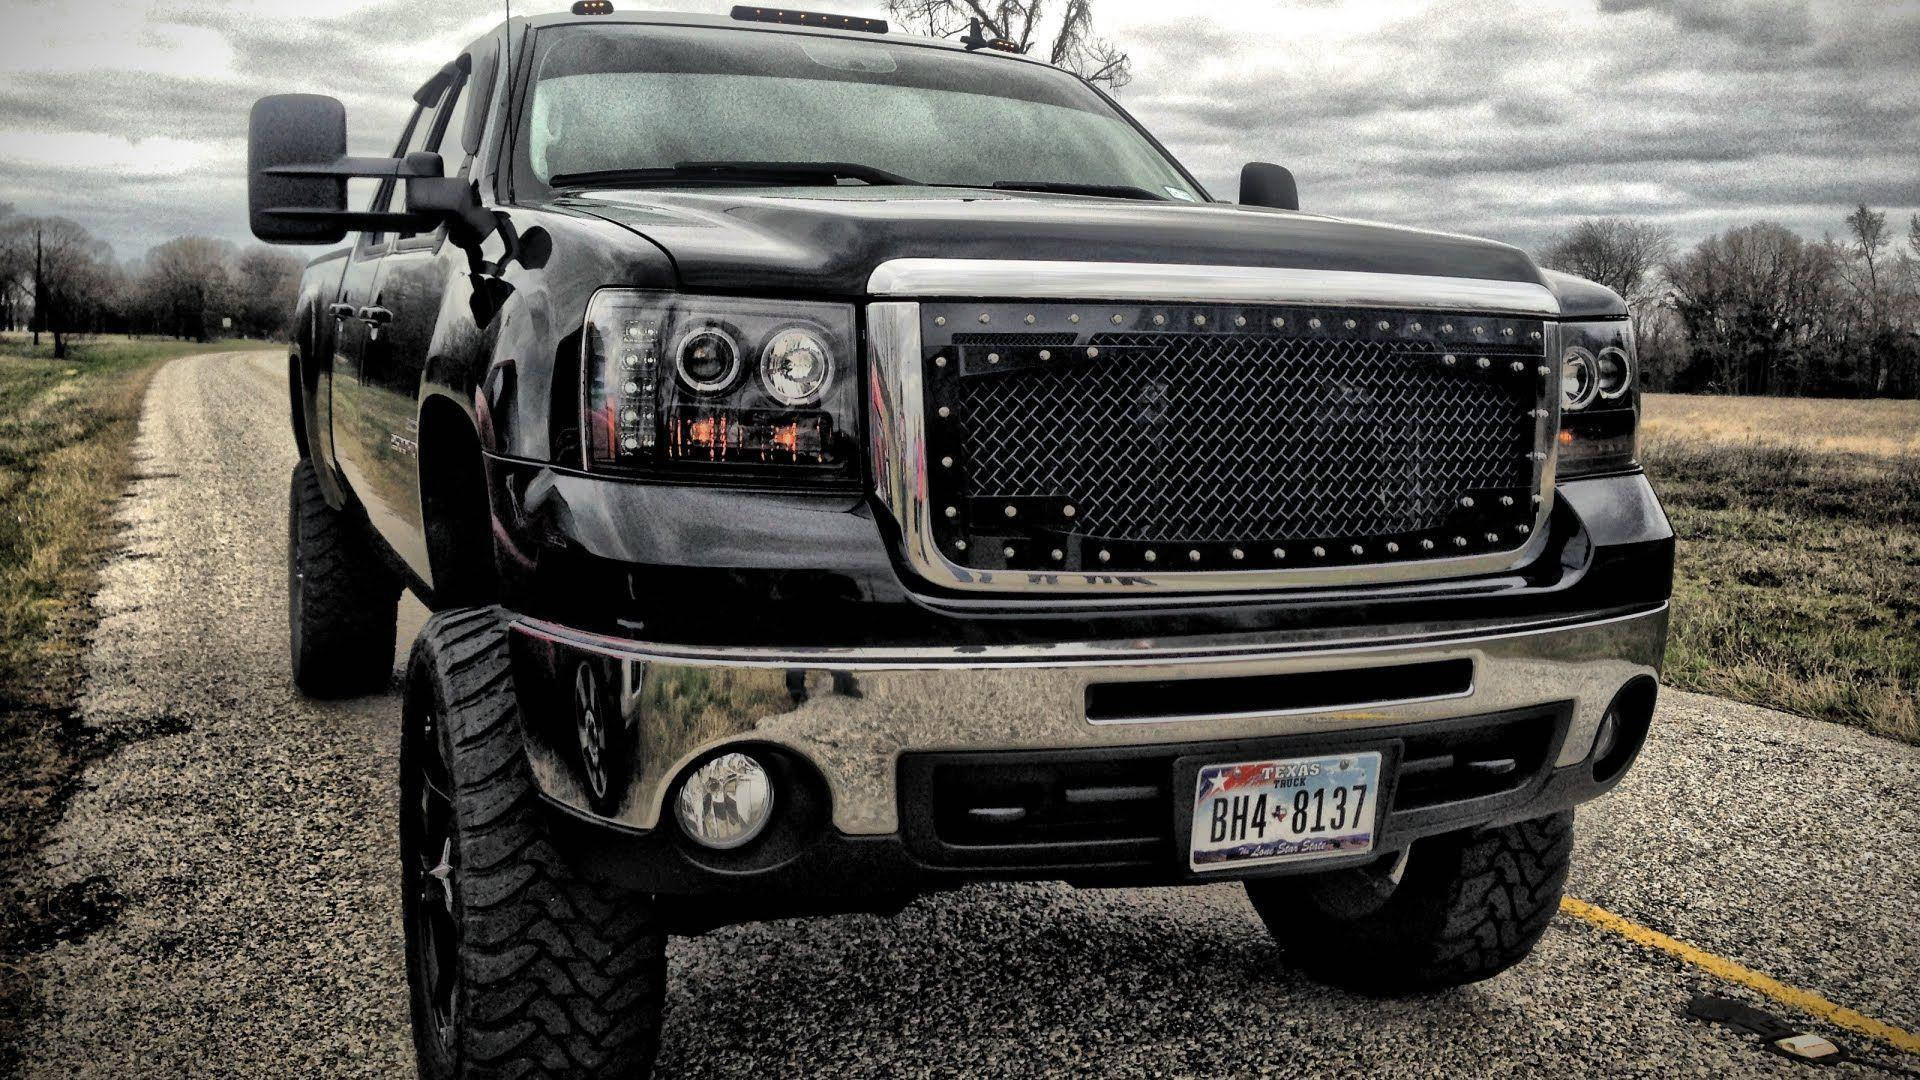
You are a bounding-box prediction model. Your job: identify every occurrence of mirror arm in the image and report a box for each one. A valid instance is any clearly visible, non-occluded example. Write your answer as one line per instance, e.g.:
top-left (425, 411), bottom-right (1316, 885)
top-left (261, 154), bottom-right (447, 180)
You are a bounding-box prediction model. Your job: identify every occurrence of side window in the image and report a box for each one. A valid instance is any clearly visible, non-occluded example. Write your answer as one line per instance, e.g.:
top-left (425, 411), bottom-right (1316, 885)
top-left (358, 102), bottom-right (432, 253)
top-left (434, 69), bottom-right (474, 170)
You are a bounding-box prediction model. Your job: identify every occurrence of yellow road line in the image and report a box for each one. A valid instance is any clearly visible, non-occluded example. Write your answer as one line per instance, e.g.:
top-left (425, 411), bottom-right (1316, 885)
top-left (1561, 896), bottom-right (1920, 1056)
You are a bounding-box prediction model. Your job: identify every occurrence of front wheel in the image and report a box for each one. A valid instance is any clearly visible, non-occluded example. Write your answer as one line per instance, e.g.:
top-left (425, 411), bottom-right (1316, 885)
top-left (403, 607), bottom-right (666, 1078)
top-left (287, 459), bottom-right (400, 697)
top-left (1245, 811), bottom-right (1573, 995)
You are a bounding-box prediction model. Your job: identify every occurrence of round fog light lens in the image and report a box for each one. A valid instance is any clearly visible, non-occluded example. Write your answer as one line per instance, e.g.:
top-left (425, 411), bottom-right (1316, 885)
top-left (760, 326), bottom-right (834, 406)
top-left (674, 752), bottom-right (774, 850)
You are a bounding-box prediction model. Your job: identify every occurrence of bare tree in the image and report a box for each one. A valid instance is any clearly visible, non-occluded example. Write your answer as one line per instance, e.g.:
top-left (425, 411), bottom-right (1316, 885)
top-left (0, 215), bottom-right (112, 358)
top-left (1664, 222), bottom-right (1845, 395)
top-left (139, 236), bottom-right (235, 343)
top-left (886, 0), bottom-right (1132, 86)
top-left (1538, 217), bottom-right (1675, 355)
top-left (1841, 203), bottom-right (1895, 392)
top-left (232, 246), bottom-right (303, 340)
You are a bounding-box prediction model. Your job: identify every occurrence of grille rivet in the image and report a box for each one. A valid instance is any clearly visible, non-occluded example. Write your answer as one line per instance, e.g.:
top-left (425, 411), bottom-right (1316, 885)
top-left (1234, 315), bottom-right (1247, 327)
top-left (1309, 317), bottom-right (1323, 329)
top-left (1386, 541), bottom-right (1400, 553)
top-left (1530, 330), bottom-right (1543, 341)
top-left (934, 355), bottom-right (948, 367)
top-left (1460, 495), bottom-right (1475, 508)
top-left (938, 405), bottom-right (951, 418)
top-left (1273, 547), bottom-right (1287, 559)
top-left (1189, 549), bottom-right (1202, 562)
top-left (1533, 494), bottom-right (1544, 505)
top-left (979, 313), bottom-right (991, 324)
top-left (1052, 548), bottom-right (1065, 560)
top-left (1441, 323), bottom-right (1454, 334)
top-left (1062, 504), bottom-right (1077, 518)
top-left (1350, 544), bottom-right (1365, 556)
top-left (1410, 322), bottom-right (1422, 332)
top-left (1537, 365), bottom-right (1552, 377)
top-left (1472, 325), bottom-right (1485, 336)
top-left (1343, 318), bottom-right (1357, 330)
top-left (1024, 314), bottom-right (1037, 325)
top-left (1003, 546), bottom-right (1015, 558)
top-left (1313, 545), bottom-right (1327, 557)
top-left (954, 539), bottom-right (967, 551)
top-left (1421, 539), bottom-right (1436, 550)
top-left (1377, 320), bottom-right (1391, 331)
top-left (1098, 549), bottom-right (1112, 562)
top-left (1087, 347), bottom-right (1100, 358)
top-left (1152, 313), bottom-right (1166, 325)
top-left (1111, 314), bottom-right (1125, 324)
top-left (1500, 494), bottom-right (1514, 506)
top-left (1003, 504), bottom-right (1018, 518)
top-left (1069, 313), bottom-right (1081, 323)
top-left (944, 506), bottom-right (958, 518)
top-left (1039, 349), bottom-right (1052, 360)
top-left (1144, 549), bottom-right (1158, 562)
top-left (1503, 327), bottom-right (1515, 337)
top-left (1485, 532), bottom-right (1500, 543)
top-left (1231, 548), bottom-right (1245, 560)
top-left (1271, 317), bottom-right (1286, 329)
top-left (1518, 524), bottom-right (1532, 535)
top-left (940, 456), bottom-right (953, 468)
top-left (1443, 353), bottom-right (1458, 366)
top-left (934, 316), bottom-right (947, 326)
top-left (1193, 314), bottom-right (1207, 326)
top-left (1453, 535), bottom-right (1468, 547)
top-left (1534, 408), bottom-right (1550, 419)
top-left (1511, 361), bottom-right (1526, 373)
top-left (988, 352), bottom-right (1001, 364)
top-left (1477, 356), bottom-right (1491, 369)
top-left (1531, 451), bottom-right (1548, 462)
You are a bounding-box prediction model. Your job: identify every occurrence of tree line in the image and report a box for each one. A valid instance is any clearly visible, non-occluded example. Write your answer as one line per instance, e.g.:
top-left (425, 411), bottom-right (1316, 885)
top-left (0, 205), bottom-right (302, 358)
top-left (1539, 206), bottom-right (1920, 398)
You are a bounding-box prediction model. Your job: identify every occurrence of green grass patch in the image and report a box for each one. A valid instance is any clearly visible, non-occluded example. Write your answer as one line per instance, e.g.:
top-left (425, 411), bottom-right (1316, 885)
top-left (1644, 430), bottom-right (1919, 742)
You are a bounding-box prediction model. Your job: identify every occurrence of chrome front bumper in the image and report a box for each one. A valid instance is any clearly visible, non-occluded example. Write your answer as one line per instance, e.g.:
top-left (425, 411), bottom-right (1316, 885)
top-left (508, 603), bottom-right (1668, 836)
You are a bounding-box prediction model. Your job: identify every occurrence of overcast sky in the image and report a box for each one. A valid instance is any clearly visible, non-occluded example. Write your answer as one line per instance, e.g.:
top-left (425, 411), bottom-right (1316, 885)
top-left (1, 0), bottom-right (1915, 264)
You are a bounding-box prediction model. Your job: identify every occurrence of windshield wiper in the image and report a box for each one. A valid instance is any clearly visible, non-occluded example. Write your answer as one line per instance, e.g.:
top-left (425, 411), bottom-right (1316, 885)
top-left (983, 180), bottom-right (1168, 201)
top-left (549, 160), bottom-right (919, 189)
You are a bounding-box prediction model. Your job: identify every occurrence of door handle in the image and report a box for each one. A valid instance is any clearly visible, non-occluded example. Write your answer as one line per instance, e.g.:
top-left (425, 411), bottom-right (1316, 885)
top-left (326, 302), bottom-right (355, 320)
top-left (359, 306), bottom-right (393, 325)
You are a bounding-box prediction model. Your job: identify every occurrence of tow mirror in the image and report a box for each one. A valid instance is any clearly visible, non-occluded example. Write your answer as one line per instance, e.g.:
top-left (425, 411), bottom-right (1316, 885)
top-left (247, 94), bottom-right (446, 245)
top-left (1239, 162), bottom-right (1300, 211)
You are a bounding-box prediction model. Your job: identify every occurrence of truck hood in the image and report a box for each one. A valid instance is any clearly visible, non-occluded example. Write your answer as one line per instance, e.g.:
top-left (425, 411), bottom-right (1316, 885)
top-left (554, 186), bottom-right (1567, 302)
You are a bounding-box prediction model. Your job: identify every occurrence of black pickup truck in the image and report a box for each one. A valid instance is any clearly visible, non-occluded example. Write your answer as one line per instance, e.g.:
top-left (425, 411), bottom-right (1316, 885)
top-left (248, 6), bottom-right (1671, 1076)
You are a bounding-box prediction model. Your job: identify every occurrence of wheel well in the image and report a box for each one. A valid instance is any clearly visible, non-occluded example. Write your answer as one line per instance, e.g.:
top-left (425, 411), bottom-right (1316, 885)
top-left (417, 396), bottom-right (499, 609)
top-left (287, 353), bottom-right (312, 461)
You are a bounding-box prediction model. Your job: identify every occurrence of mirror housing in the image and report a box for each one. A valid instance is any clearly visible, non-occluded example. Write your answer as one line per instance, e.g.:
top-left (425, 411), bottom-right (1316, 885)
top-left (248, 94), bottom-right (474, 245)
top-left (1239, 162), bottom-right (1300, 211)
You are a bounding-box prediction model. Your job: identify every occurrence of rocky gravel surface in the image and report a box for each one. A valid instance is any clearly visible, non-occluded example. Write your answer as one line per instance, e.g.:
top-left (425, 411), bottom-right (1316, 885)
top-left (9, 351), bottom-right (1918, 1077)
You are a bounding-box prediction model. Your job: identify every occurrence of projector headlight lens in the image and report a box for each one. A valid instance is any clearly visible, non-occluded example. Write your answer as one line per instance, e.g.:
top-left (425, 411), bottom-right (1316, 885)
top-left (674, 326), bottom-right (741, 392)
top-left (674, 751), bottom-right (774, 850)
top-left (759, 325), bottom-right (834, 406)
top-left (1596, 345), bottom-right (1631, 400)
top-left (1561, 346), bottom-right (1599, 411)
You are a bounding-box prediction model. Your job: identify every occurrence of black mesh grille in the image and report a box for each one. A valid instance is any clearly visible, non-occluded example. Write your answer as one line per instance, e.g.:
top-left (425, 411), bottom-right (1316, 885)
top-left (918, 303), bottom-right (1549, 577)
top-left (961, 333), bottom-right (1531, 543)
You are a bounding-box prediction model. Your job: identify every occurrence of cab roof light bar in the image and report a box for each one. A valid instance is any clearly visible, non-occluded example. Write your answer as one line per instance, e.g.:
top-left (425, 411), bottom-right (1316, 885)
top-left (570, 0), bottom-right (613, 13)
top-left (730, 6), bottom-right (888, 33)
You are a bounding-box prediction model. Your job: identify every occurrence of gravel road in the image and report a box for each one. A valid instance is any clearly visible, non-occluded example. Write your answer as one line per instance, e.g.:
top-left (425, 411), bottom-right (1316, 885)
top-left (11, 350), bottom-right (1919, 1077)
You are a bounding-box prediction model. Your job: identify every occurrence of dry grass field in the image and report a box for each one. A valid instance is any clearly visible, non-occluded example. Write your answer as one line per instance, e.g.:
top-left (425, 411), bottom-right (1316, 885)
top-left (1640, 393), bottom-right (1920, 743)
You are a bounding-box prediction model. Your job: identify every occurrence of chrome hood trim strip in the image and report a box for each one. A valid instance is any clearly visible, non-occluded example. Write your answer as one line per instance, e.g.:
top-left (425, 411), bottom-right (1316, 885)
top-left (867, 259), bottom-right (1562, 317)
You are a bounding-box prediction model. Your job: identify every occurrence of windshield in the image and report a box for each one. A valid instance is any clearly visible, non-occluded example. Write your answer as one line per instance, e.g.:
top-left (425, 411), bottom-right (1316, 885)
top-left (514, 24), bottom-right (1203, 201)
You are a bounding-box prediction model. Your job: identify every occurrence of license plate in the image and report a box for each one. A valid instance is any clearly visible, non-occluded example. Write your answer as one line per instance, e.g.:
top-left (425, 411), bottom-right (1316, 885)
top-left (1189, 751), bottom-right (1382, 871)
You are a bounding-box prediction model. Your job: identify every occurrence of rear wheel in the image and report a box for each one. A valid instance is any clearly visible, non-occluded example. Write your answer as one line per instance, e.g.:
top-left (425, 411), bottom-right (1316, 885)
top-left (287, 459), bottom-right (401, 697)
top-left (1245, 811), bottom-right (1573, 995)
top-left (403, 607), bottom-right (666, 1079)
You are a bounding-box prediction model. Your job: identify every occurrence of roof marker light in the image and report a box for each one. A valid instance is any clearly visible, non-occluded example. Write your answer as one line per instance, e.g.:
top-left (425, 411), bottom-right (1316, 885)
top-left (571, 0), bottom-right (612, 13)
top-left (731, 6), bottom-right (889, 33)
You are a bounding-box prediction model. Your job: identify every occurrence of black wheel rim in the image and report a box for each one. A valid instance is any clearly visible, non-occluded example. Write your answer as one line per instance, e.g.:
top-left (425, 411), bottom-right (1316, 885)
top-left (405, 702), bottom-right (460, 1049)
top-left (574, 664), bottom-right (609, 801)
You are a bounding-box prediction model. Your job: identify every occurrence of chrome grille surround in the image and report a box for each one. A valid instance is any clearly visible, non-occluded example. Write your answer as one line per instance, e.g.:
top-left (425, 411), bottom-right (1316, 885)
top-left (867, 261), bottom-right (1563, 594)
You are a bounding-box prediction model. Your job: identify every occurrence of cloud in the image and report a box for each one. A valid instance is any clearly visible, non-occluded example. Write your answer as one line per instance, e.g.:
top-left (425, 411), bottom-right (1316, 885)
top-left (0, 0), bottom-right (1915, 261)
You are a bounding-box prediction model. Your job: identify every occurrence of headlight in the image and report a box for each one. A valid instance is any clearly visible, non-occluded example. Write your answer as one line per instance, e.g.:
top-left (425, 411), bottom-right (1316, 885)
top-left (1556, 319), bottom-right (1638, 478)
top-left (582, 290), bottom-right (858, 478)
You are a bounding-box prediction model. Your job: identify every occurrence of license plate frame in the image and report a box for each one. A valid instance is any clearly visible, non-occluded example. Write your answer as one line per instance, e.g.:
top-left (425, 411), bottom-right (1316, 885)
top-left (1183, 750), bottom-right (1387, 872)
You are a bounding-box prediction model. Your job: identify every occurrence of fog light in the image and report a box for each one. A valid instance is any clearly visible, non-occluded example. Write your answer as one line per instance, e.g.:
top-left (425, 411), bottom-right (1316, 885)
top-left (1591, 709), bottom-right (1621, 762)
top-left (674, 752), bottom-right (774, 850)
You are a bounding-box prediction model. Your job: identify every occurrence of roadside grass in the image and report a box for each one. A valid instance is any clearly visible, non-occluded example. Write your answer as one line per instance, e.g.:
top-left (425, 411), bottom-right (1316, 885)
top-left (1640, 394), bottom-right (1920, 743)
top-left (0, 334), bottom-right (281, 888)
